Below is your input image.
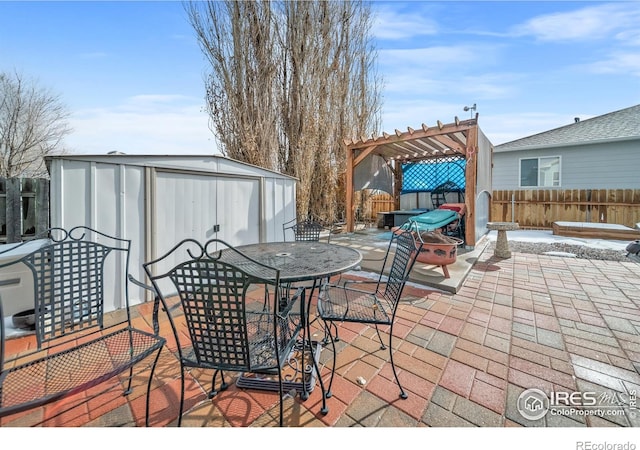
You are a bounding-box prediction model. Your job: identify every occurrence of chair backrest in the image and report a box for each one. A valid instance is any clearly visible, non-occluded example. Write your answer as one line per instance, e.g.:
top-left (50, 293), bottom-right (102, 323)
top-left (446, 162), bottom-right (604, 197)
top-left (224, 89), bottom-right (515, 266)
top-left (143, 238), bottom-right (292, 372)
top-left (0, 226), bottom-right (130, 348)
top-left (377, 230), bottom-right (422, 308)
top-left (431, 181), bottom-right (464, 209)
top-left (283, 218), bottom-right (325, 242)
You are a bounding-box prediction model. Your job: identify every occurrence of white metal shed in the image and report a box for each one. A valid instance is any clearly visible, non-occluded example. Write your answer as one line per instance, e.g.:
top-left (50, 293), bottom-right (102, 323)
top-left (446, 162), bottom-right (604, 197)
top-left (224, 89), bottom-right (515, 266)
top-left (45, 153), bottom-right (297, 311)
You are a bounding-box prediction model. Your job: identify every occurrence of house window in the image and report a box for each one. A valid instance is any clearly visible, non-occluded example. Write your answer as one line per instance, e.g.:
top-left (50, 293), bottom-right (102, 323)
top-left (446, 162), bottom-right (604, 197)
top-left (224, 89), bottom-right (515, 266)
top-left (519, 156), bottom-right (561, 187)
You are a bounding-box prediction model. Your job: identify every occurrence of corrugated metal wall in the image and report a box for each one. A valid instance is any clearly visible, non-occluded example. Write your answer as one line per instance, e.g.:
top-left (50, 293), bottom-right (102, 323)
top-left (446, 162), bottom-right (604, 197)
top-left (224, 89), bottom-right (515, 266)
top-left (47, 155), bottom-right (296, 311)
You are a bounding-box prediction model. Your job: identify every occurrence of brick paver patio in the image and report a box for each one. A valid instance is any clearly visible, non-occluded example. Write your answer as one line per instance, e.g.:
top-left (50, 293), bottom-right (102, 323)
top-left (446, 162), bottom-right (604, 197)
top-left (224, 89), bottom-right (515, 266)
top-left (2, 245), bottom-right (639, 428)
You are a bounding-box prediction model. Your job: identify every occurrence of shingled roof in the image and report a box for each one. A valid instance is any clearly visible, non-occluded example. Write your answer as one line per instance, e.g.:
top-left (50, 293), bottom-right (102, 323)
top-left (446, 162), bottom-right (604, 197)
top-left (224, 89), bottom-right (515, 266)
top-left (495, 104), bottom-right (640, 152)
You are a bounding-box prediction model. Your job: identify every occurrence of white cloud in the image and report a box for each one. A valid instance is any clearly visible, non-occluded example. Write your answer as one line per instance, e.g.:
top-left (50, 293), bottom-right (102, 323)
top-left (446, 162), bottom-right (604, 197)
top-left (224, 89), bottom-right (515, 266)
top-left (587, 51), bottom-right (640, 77)
top-left (64, 95), bottom-right (219, 155)
top-left (615, 29), bottom-right (640, 47)
top-left (372, 5), bottom-right (438, 40)
top-left (378, 44), bottom-right (506, 99)
top-left (514, 3), bottom-right (640, 42)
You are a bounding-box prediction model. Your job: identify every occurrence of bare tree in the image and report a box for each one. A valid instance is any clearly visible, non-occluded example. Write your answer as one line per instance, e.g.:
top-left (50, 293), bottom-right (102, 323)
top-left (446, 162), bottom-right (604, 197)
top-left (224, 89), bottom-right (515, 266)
top-left (0, 71), bottom-right (71, 178)
top-left (186, 0), bottom-right (381, 222)
top-left (187, 1), bottom-right (280, 171)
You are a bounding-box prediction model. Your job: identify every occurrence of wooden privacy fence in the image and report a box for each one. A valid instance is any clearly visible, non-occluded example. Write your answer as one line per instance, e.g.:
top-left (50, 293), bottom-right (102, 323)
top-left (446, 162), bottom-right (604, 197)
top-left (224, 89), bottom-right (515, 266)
top-left (491, 189), bottom-right (640, 229)
top-left (0, 178), bottom-right (50, 243)
top-left (368, 192), bottom-right (395, 219)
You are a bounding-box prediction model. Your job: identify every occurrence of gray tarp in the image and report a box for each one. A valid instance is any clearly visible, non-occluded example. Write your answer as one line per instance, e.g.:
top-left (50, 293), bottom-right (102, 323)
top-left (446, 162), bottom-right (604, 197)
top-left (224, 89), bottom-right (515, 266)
top-left (354, 155), bottom-right (394, 194)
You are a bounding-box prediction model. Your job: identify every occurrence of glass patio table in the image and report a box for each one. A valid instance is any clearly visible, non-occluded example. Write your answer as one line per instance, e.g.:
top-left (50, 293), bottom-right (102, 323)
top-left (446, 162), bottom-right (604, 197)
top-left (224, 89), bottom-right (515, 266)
top-left (220, 241), bottom-right (362, 413)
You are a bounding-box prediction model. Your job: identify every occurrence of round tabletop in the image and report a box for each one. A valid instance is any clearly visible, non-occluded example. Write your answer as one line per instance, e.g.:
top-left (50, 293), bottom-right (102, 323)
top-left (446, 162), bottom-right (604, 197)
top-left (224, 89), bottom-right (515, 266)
top-left (229, 241), bottom-right (362, 282)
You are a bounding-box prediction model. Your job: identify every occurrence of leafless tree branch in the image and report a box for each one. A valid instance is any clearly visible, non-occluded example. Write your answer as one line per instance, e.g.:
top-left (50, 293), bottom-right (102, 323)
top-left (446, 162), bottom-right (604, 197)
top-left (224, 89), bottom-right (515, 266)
top-left (186, 0), bottom-right (381, 222)
top-left (0, 70), bottom-right (71, 178)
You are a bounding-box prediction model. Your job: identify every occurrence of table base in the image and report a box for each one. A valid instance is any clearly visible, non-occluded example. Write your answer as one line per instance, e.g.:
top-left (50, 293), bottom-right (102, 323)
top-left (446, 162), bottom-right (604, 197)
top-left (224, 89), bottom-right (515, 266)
top-left (236, 340), bottom-right (322, 395)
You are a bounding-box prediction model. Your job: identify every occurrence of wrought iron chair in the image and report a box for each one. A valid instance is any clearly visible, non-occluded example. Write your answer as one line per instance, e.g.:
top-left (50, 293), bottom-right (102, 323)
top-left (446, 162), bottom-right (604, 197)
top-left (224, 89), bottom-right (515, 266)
top-left (0, 226), bottom-right (165, 426)
top-left (317, 229), bottom-right (423, 400)
top-left (142, 238), bottom-right (304, 427)
top-left (283, 217), bottom-right (331, 243)
top-left (281, 217), bottom-right (334, 301)
top-left (430, 180), bottom-right (464, 209)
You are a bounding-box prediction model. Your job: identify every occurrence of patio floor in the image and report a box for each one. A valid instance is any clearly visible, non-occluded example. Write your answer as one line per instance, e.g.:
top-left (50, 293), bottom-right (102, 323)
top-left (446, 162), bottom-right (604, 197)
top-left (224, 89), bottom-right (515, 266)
top-left (2, 232), bottom-right (640, 429)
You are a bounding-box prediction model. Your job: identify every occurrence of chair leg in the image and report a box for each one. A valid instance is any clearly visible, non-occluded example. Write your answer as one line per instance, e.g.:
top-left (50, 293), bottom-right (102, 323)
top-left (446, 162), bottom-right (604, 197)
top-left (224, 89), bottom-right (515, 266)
top-left (124, 366), bottom-right (134, 395)
top-left (373, 324), bottom-right (386, 350)
top-left (321, 321), bottom-right (339, 344)
top-left (323, 319), bottom-right (337, 399)
top-left (145, 347), bottom-right (164, 427)
top-left (178, 366), bottom-right (185, 427)
top-left (332, 322), bottom-right (340, 342)
top-left (209, 369), bottom-right (228, 398)
top-left (388, 330), bottom-right (408, 400)
top-left (277, 374), bottom-right (284, 427)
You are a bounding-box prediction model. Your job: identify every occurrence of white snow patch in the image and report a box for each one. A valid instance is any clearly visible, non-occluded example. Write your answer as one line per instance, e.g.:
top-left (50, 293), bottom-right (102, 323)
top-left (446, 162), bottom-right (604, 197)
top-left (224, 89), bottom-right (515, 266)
top-left (484, 229), bottom-right (630, 252)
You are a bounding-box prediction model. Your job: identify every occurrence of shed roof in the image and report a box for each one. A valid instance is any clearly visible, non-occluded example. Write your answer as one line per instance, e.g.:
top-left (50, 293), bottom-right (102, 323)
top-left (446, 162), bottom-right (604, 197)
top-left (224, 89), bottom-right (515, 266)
top-left (495, 104), bottom-right (640, 153)
top-left (45, 153), bottom-right (297, 180)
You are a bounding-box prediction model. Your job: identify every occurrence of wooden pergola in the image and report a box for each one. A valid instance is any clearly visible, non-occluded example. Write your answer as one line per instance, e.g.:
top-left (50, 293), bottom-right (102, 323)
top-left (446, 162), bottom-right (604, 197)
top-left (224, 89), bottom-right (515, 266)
top-left (344, 114), bottom-right (487, 246)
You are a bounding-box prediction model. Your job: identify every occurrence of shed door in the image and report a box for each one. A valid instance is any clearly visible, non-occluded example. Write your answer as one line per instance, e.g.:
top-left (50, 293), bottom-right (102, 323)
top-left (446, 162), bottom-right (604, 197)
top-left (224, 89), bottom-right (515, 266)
top-left (215, 176), bottom-right (261, 247)
top-left (154, 171), bottom-right (260, 258)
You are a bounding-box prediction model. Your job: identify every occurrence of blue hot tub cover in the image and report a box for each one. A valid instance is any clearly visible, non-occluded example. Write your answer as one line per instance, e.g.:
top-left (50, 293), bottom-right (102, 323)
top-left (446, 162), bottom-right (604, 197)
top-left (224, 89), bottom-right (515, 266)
top-left (398, 209), bottom-right (459, 232)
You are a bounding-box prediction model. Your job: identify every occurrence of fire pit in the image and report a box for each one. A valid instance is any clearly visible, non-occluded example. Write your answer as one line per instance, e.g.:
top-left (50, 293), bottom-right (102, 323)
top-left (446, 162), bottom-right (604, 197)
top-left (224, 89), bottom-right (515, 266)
top-left (11, 308), bottom-right (36, 330)
top-left (415, 232), bottom-right (463, 278)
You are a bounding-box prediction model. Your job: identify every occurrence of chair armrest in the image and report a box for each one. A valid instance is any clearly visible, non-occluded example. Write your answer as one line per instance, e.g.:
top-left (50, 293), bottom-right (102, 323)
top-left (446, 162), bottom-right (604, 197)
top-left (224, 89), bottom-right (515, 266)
top-left (128, 274), bottom-right (156, 293)
top-left (128, 275), bottom-right (161, 334)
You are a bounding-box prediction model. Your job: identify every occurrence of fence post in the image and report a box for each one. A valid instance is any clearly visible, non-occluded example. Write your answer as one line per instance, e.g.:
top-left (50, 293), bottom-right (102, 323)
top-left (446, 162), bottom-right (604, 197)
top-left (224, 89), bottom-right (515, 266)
top-left (6, 178), bottom-right (22, 243)
top-left (35, 178), bottom-right (50, 236)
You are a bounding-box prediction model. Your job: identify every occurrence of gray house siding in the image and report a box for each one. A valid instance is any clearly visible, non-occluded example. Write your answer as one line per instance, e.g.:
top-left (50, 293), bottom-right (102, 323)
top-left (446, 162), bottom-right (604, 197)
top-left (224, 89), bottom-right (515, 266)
top-left (493, 139), bottom-right (640, 190)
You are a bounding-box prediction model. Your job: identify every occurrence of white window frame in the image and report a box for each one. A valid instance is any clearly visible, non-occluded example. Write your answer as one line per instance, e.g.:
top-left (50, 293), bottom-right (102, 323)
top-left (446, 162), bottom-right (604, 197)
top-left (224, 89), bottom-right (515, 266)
top-left (519, 156), bottom-right (561, 188)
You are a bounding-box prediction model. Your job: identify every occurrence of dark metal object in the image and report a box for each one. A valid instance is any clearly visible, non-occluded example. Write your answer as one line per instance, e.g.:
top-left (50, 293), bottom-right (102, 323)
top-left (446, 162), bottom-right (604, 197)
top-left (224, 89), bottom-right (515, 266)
top-left (235, 339), bottom-right (322, 394)
top-left (317, 229), bottom-right (423, 401)
top-left (143, 238), bottom-right (313, 427)
top-left (626, 240), bottom-right (640, 256)
top-left (283, 217), bottom-right (333, 243)
top-left (0, 226), bottom-right (165, 424)
top-left (431, 180), bottom-right (464, 209)
top-left (225, 241), bottom-right (362, 414)
top-left (11, 308), bottom-right (35, 330)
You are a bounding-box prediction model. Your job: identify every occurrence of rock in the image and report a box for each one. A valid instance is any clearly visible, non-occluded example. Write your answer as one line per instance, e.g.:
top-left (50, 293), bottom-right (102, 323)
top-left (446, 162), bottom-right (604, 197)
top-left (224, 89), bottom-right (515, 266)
top-left (488, 241), bottom-right (629, 261)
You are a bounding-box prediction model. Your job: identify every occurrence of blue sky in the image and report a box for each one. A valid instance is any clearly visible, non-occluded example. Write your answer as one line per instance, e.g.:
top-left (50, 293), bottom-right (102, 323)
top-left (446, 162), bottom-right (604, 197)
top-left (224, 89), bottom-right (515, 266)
top-left (1, 1), bottom-right (639, 155)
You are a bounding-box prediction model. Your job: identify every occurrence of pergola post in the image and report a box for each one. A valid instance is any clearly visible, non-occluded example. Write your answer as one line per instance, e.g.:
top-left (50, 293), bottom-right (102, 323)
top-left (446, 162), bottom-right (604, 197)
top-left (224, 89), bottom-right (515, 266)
top-left (464, 125), bottom-right (478, 245)
top-left (393, 162), bottom-right (402, 210)
top-left (345, 142), bottom-right (355, 232)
